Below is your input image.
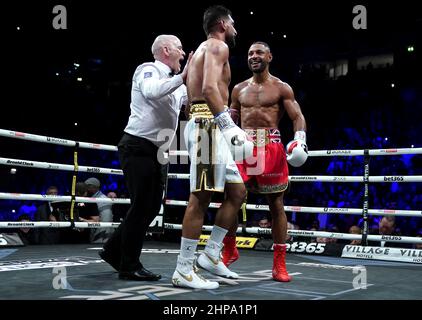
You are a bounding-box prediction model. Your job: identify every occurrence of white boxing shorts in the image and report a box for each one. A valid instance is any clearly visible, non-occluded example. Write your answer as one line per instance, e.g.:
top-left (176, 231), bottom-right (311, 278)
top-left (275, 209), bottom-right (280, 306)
top-left (185, 103), bottom-right (243, 193)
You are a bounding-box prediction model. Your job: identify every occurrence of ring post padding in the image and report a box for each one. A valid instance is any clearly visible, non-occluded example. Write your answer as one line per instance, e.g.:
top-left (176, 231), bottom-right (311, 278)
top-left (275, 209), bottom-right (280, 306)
top-left (362, 149), bottom-right (370, 246)
top-left (69, 141), bottom-right (80, 228)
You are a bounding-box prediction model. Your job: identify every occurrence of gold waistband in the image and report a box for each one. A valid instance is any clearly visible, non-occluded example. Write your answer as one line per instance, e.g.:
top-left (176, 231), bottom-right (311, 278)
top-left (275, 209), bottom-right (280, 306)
top-left (189, 103), bottom-right (213, 119)
top-left (189, 104), bottom-right (229, 120)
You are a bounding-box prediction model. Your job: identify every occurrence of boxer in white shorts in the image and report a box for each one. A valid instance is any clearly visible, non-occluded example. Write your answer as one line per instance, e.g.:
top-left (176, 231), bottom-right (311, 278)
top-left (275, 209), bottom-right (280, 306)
top-left (185, 103), bottom-right (243, 193)
top-left (172, 103), bottom-right (247, 290)
top-left (172, 5), bottom-right (250, 290)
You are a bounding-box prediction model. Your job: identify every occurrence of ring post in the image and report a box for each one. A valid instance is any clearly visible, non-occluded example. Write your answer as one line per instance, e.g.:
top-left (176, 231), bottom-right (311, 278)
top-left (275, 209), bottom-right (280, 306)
top-left (69, 141), bottom-right (80, 229)
top-left (361, 149), bottom-right (370, 246)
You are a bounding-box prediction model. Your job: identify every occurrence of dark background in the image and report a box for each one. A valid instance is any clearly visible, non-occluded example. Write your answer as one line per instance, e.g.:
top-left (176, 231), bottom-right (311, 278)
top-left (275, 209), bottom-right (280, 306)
top-left (2, 1), bottom-right (420, 144)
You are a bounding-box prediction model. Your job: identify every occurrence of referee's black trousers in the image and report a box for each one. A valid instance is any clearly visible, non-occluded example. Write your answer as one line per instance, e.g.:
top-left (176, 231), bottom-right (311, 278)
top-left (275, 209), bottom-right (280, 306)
top-left (103, 133), bottom-right (165, 272)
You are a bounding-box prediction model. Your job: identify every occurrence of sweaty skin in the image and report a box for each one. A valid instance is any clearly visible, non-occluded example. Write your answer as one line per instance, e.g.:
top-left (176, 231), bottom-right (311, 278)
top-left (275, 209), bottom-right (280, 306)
top-left (228, 43), bottom-right (306, 245)
top-left (230, 44), bottom-right (305, 131)
top-left (185, 38), bottom-right (231, 115)
top-left (181, 15), bottom-right (245, 242)
top-left (231, 77), bottom-right (305, 130)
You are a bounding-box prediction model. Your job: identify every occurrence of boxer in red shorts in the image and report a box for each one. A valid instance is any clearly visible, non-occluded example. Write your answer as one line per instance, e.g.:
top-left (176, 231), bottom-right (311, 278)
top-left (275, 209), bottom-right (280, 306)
top-left (222, 41), bottom-right (308, 282)
top-left (237, 128), bottom-right (289, 194)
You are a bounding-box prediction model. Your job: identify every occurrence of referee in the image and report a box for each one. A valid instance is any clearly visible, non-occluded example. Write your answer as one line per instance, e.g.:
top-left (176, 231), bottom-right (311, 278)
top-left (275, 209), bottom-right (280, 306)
top-left (100, 34), bottom-right (192, 281)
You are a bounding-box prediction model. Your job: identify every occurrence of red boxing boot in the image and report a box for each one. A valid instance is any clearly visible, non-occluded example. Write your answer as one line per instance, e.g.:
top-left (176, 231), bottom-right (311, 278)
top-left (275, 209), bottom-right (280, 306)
top-left (222, 236), bottom-right (239, 267)
top-left (272, 243), bottom-right (291, 282)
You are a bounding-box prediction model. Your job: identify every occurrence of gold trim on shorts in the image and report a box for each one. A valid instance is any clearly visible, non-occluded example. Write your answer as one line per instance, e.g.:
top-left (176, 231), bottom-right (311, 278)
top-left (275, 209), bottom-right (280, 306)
top-left (189, 103), bottom-right (213, 119)
top-left (246, 182), bottom-right (289, 194)
top-left (190, 103), bottom-right (232, 193)
top-left (191, 116), bottom-right (225, 193)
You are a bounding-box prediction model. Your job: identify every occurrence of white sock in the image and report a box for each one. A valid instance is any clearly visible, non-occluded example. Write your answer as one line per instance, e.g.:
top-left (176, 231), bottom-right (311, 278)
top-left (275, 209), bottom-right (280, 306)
top-left (209, 225), bottom-right (228, 244)
top-left (176, 255), bottom-right (194, 274)
top-left (205, 225), bottom-right (228, 258)
top-left (180, 237), bottom-right (198, 260)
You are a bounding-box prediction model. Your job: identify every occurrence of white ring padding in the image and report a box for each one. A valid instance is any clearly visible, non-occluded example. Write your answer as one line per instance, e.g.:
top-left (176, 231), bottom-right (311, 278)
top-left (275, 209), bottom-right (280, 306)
top-left (0, 193), bottom-right (420, 218)
top-left (164, 223), bottom-right (422, 244)
top-left (289, 175), bottom-right (422, 182)
top-left (0, 221), bottom-right (121, 228)
top-left (165, 199), bottom-right (422, 218)
top-left (167, 173), bottom-right (422, 183)
top-left (167, 173), bottom-right (190, 179)
top-left (0, 157), bottom-right (123, 175)
top-left (2, 127), bottom-right (422, 240)
top-left (2, 155), bottom-right (421, 183)
top-left (0, 192), bottom-right (130, 204)
top-left (3, 127), bottom-right (421, 157)
top-left (0, 129), bottom-right (117, 152)
top-left (169, 148), bottom-right (422, 157)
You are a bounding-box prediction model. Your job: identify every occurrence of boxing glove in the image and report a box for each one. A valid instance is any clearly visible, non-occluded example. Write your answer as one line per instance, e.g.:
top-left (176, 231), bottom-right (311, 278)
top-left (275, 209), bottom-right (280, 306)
top-left (214, 111), bottom-right (253, 161)
top-left (286, 131), bottom-right (308, 167)
top-left (228, 108), bottom-right (239, 125)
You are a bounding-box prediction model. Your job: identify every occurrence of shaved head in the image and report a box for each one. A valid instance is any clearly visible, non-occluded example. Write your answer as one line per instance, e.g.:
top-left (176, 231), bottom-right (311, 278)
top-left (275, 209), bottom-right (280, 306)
top-left (150, 34), bottom-right (185, 74)
top-left (251, 41), bottom-right (271, 52)
top-left (151, 35), bottom-right (179, 59)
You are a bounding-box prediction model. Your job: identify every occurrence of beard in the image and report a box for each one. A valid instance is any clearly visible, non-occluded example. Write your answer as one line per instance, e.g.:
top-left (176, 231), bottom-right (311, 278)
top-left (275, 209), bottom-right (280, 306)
top-left (248, 60), bottom-right (267, 73)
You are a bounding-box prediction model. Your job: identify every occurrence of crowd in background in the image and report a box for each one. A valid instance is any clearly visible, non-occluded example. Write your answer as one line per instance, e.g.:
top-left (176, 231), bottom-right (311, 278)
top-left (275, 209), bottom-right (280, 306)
top-left (1, 63), bottom-right (421, 245)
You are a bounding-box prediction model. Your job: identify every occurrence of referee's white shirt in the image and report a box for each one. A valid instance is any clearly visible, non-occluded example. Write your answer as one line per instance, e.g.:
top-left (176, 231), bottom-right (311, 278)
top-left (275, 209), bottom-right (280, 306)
top-left (124, 60), bottom-right (187, 147)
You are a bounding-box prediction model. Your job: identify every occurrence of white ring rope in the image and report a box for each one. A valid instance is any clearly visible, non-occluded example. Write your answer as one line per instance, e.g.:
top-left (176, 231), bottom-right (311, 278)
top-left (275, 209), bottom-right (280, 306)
top-left (2, 157), bottom-right (421, 183)
top-left (0, 157), bottom-right (123, 175)
top-left (288, 175), bottom-right (422, 183)
top-left (0, 193), bottom-right (130, 204)
top-left (2, 219), bottom-right (421, 244)
top-left (0, 129), bottom-right (117, 152)
top-left (169, 148), bottom-right (422, 157)
top-left (0, 221), bottom-right (121, 228)
top-left (1, 128), bottom-right (422, 242)
top-left (1, 193), bottom-right (420, 218)
top-left (164, 223), bottom-right (422, 244)
top-left (164, 199), bottom-right (422, 218)
top-left (167, 173), bottom-right (422, 183)
top-left (1, 128), bottom-right (422, 155)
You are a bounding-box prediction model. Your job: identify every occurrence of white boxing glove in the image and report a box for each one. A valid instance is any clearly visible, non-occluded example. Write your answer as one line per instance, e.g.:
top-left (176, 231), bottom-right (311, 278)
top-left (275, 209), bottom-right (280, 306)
top-left (214, 111), bottom-right (254, 161)
top-left (286, 131), bottom-right (308, 167)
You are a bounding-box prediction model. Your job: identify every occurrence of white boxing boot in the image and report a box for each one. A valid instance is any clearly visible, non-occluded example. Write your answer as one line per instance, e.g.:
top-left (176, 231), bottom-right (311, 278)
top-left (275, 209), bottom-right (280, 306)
top-left (197, 240), bottom-right (239, 279)
top-left (172, 255), bottom-right (219, 290)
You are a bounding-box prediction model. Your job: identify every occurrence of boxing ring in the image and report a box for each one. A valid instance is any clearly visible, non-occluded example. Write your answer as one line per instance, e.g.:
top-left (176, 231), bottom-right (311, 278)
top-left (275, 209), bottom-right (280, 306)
top-left (1, 128), bottom-right (422, 300)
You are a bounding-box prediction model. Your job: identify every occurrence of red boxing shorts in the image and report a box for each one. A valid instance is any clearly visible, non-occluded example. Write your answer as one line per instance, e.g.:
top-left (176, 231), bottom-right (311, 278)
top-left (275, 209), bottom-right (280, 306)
top-left (236, 128), bottom-right (289, 194)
